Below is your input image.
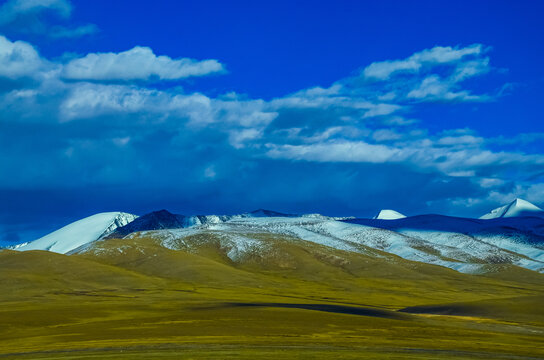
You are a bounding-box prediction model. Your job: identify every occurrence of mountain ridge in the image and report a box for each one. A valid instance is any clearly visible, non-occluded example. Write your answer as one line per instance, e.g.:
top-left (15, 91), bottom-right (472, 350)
top-left (8, 199), bottom-right (544, 274)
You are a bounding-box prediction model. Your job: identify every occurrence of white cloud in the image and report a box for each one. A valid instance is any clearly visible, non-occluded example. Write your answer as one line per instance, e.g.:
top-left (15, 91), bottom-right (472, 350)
top-left (407, 75), bottom-right (489, 102)
top-left (270, 92), bottom-right (350, 109)
top-left (60, 83), bottom-right (159, 119)
top-left (62, 46), bottom-right (224, 81)
top-left (0, 35), bottom-right (49, 79)
top-left (3, 35), bottom-right (539, 210)
top-left (412, 44), bottom-right (483, 63)
top-left (451, 58), bottom-right (490, 82)
top-left (60, 83), bottom-right (218, 124)
top-left (272, 44), bottom-right (493, 112)
top-left (265, 138), bottom-right (544, 178)
top-left (361, 103), bottom-right (402, 117)
top-left (437, 135), bottom-right (483, 146)
top-left (363, 44), bottom-right (484, 80)
top-left (211, 98), bottom-right (277, 127)
top-left (363, 59), bottom-right (421, 80)
top-left (478, 178), bottom-right (506, 188)
top-left (270, 88), bottom-right (403, 119)
top-left (267, 141), bottom-right (401, 163)
top-left (229, 128), bottom-right (263, 148)
top-left (59, 82), bottom-right (278, 137)
top-left (303, 126), bottom-right (347, 142)
top-left (371, 129), bottom-right (403, 142)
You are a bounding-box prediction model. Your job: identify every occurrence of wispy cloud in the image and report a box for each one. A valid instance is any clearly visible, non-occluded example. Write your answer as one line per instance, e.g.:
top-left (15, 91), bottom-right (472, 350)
top-left (362, 44), bottom-right (485, 80)
top-left (0, 0), bottom-right (96, 38)
top-left (406, 74), bottom-right (490, 102)
top-left (49, 23), bottom-right (98, 39)
top-left (0, 0), bottom-right (72, 24)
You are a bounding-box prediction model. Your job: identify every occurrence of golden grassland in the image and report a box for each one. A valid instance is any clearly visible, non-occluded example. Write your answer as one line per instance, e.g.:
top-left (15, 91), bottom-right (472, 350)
top-left (0, 234), bottom-right (543, 359)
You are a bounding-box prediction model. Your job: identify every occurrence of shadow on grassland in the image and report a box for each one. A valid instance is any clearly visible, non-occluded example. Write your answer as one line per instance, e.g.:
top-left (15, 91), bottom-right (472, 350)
top-left (199, 302), bottom-right (408, 320)
top-left (399, 295), bottom-right (544, 323)
top-left (399, 304), bottom-right (475, 316)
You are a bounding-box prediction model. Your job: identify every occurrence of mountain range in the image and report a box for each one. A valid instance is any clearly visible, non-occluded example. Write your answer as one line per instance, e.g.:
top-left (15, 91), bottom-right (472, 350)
top-left (7, 198), bottom-right (544, 274)
top-left (2, 198), bottom-right (544, 359)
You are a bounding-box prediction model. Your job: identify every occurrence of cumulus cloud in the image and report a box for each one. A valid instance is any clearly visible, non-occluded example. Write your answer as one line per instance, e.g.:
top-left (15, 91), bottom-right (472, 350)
top-left (0, 35), bottom-right (49, 79)
top-left (59, 82), bottom-right (277, 138)
top-left (60, 83), bottom-right (160, 119)
top-left (61, 46), bottom-right (224, 82)
top-left (1, 37), bottom-right (541, 220)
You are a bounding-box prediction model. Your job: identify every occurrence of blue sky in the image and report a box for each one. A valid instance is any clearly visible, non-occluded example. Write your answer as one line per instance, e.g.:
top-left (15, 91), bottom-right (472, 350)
top-left (1, 0), bottom-right (543, 244)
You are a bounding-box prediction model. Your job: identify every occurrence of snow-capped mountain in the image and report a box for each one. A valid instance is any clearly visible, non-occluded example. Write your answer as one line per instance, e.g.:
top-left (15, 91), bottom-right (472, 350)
top-left (14, 212), bottom-right (138, 254)
top-left (345, 214), bottom-right (544, 271)
top-left (373, 209), bottom-right (406, 220)
top-left (111, 214), bottom-right (544, 274)
top-left (480, 198), bottom-right (544, 219)
top-left (10, 206), bottom-right (544, 274)
top-left (108, 209), bottom-right (301, 238)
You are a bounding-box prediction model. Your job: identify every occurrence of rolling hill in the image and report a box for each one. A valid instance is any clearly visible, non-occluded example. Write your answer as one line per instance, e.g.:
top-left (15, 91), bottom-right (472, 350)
top-left (2, 199), bottom-right (544, 359)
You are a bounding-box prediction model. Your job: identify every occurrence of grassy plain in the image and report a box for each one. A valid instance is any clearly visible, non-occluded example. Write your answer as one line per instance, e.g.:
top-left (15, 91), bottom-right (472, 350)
top-left (0, 234), bottom-right (543, 359)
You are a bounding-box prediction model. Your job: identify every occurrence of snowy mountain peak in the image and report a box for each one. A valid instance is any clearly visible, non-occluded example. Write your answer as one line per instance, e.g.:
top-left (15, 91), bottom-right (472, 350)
top-left (480, 198), bottom-right (544, 219)
top-left (373, 209), bottom-right (407, 220)
top-left (15, 212), bottom-right (138, 254)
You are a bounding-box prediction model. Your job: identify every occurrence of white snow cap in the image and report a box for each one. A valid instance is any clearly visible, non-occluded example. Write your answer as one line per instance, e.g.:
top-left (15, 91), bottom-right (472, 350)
top-left (373, 209), bottom-right (407, 220)
top-left (16, 212), bottom-right (138, 254)
top-left (480, 198), bottom-right (544, 219)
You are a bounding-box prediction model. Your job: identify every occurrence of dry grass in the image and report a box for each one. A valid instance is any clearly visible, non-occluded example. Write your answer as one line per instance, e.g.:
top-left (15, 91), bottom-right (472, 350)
top-left (0, 234), bottom-right (543, 359)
